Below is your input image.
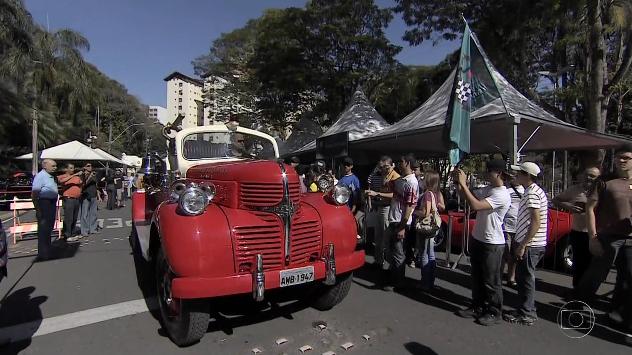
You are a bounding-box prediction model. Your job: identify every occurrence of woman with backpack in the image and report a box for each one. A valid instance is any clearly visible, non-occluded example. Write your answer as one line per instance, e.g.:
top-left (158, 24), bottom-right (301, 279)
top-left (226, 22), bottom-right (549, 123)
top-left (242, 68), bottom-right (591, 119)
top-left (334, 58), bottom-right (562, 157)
top-left (414, 171), bottom-right (445, 291)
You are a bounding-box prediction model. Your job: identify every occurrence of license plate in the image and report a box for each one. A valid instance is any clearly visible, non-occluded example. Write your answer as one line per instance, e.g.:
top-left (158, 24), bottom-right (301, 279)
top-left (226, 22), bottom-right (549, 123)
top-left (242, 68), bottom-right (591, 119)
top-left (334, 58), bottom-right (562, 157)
top-left (279, 266), bottom-right (314, 287)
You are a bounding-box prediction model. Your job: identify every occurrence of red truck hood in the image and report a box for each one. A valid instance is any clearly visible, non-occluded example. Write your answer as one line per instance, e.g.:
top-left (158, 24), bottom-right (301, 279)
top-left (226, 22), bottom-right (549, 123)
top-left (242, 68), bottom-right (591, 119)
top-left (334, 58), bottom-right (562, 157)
top-left (186, 160), bottom-right (298, 184)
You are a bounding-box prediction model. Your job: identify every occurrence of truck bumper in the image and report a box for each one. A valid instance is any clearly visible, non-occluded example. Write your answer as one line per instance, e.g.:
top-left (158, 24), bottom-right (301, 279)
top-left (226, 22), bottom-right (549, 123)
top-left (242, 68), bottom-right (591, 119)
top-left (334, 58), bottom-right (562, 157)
top-left (171, 250), bottom-right (365, 299)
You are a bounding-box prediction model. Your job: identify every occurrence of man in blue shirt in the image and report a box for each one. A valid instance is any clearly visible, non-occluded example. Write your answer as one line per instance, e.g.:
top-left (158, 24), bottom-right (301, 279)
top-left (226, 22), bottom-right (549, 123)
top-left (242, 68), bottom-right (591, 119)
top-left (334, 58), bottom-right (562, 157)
top-left (338, 157), bottom-right (361, 214)
top-left (31, 159), bottom-right (59, 261)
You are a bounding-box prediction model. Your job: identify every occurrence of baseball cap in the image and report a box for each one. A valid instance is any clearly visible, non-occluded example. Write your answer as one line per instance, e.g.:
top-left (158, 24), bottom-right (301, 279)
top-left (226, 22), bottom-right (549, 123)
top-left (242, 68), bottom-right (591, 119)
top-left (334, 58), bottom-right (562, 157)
top-left (510, 162), bottom-right (541, 177)
top-left (342, 157), bottom-right (354, 166)
top-left (290, 156), bottom-right (300, 164)
top-left (486, 159), bottom-right (507, 173)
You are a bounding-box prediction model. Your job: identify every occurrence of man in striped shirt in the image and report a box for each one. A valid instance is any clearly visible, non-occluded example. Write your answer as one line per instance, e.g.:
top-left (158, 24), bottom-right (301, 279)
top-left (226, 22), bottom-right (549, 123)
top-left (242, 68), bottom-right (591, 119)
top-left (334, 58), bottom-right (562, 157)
top-left (504, 162), bottom-right (548, 326)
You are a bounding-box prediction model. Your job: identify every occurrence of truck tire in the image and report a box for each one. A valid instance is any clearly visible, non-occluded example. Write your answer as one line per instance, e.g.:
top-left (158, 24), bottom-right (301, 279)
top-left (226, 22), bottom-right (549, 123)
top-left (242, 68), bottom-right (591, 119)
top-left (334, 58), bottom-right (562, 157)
top-left (312, 272), bottom-right (353, 311)
top-left (556, 237), bottom-right (573, 273)
top-left (155, 248), bottom-right (210, 347)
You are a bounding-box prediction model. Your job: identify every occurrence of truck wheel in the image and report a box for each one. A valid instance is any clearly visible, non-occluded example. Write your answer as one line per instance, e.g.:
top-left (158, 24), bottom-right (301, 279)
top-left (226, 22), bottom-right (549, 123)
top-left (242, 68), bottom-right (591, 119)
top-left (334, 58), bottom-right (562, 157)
top-left (556, 237), bottom-right (573, 273)
top-left (155, 249), bottom-right (209, 347)
top-left (312, 272), bottom-right (353, 311)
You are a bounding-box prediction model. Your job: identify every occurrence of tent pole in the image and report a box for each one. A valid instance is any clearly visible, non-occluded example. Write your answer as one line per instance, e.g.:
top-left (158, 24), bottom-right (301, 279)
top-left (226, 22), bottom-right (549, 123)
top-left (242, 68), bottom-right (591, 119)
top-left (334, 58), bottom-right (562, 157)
top-left (518, 124), bottom-right (542, 155)
top-left (509, 117), bottom-right (520, 165)
top-left (552, 151), bottom-right (556, 198)
top-left (563, 151), bottom-right (568, 190)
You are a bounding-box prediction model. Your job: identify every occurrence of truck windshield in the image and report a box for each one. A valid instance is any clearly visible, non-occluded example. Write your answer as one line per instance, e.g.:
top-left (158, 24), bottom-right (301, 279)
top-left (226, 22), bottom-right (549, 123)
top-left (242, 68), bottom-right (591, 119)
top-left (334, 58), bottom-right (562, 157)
top-left (182, 132), bottom-right (277, 161)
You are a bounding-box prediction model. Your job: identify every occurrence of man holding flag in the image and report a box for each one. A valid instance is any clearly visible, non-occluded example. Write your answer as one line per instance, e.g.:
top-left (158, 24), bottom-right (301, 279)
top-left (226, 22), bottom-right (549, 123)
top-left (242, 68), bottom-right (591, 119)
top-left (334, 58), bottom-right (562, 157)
top-left (448, 20), bottom-right (510, 326)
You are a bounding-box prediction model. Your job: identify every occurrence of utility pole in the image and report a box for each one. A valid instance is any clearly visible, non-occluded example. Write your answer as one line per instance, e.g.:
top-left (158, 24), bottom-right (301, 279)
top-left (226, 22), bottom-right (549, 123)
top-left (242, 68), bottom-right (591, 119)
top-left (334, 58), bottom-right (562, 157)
top-left (31, 109), bottom-right (38, 175)
top-left (107, 123), bottom-right (113, 170)
top-left (108, 123), bottom-right (113, 152)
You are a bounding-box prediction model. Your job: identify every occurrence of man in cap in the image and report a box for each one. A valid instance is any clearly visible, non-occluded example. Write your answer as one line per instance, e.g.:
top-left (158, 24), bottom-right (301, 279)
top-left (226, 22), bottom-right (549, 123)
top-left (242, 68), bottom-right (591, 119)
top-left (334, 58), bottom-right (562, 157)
top-left (504, 162), bottom-right (548, 326)
top-left (454, 159), bottom-right (511, 326)
top-left (338, 157), bottom-right (361, 214)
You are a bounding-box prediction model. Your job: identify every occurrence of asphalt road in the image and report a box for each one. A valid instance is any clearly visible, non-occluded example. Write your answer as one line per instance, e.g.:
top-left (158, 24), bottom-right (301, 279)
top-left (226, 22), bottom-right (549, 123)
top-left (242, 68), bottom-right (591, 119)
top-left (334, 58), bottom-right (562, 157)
top-left (0, 204), bottom-right (631, 355)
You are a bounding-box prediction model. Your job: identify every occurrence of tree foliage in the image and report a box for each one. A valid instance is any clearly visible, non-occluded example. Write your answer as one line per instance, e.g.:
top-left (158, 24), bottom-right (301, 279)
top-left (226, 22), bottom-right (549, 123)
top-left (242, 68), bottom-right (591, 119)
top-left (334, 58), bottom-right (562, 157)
top-left (193, 0), bottom-right (407, 135)
top-left (0, 0), bottom-right (161, 175)
top-left (394, 0), bottom-right (632, 141)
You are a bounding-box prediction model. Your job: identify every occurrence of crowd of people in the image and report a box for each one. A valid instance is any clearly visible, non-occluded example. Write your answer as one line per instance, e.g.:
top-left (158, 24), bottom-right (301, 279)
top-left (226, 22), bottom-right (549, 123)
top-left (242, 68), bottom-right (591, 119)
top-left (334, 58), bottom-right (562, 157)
top-left (18, 147), bottom-right (632, 339)
top-left (289, 146), bottom-right (632, 335)
top-left (31, 159), bottom-right (136, 261)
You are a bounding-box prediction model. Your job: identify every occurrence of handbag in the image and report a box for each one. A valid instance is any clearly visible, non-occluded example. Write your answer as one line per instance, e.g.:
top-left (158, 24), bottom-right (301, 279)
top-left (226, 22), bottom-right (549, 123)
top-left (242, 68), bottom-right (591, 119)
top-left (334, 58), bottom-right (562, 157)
top-left (415, 192), bottom-right (441, 238)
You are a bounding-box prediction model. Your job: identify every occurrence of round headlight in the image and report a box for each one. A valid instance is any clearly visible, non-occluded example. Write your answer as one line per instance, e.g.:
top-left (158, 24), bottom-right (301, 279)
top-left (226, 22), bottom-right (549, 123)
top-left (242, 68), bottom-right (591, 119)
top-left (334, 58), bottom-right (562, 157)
top-left (317, 174), bottom-right (334, 192)
top-left (199, 182), bottom-right (216, 202)
top-left (179, 188), bottom-right (209, 215)
top-left (331, 185), bottom-right (351, 206)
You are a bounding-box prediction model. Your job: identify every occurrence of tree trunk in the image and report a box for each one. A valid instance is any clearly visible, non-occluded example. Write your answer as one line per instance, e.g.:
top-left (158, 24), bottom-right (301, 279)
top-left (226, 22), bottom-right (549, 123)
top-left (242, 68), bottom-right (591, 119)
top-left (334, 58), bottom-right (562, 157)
top-left (584, 0), bottom-right (608, 167)
top-left (586, 0), bottom-right (607, 134)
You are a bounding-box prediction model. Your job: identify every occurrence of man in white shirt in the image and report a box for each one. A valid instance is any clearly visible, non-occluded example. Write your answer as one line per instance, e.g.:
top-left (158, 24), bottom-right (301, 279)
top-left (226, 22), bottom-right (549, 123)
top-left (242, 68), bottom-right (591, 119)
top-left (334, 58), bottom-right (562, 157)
top-left (454, 159), bottom-right (511, 326)
top-left (504, 162), bottom-right (548, 326)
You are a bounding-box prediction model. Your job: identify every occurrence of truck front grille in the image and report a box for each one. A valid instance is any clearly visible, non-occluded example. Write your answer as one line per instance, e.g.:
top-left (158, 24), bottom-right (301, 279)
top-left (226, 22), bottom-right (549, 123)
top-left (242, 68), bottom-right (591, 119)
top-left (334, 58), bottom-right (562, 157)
top-left (290, 215), bottom-right (321, 264)
top-left (240, 181), bottom-right (301, 208)
top-left (233, 212), bottom-right (283, 270)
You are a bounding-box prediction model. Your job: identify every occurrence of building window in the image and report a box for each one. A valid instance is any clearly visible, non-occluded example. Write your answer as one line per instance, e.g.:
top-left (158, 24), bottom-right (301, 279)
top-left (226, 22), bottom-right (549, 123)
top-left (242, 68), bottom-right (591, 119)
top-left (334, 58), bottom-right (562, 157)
top-left (178, 105), bottom-right (182, 111)
top-left (178, 98), bottom-right (182, 102)
top-left (179, 82), bottom-right (183, 87)
top-left (179, 90), bottom-right (183, 95)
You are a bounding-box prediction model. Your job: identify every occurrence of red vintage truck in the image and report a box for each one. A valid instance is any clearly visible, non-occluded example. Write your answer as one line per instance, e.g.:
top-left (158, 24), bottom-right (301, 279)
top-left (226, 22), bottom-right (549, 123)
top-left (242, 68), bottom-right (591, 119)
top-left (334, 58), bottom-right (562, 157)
top-left (130, 123), bottom-right (364, 346)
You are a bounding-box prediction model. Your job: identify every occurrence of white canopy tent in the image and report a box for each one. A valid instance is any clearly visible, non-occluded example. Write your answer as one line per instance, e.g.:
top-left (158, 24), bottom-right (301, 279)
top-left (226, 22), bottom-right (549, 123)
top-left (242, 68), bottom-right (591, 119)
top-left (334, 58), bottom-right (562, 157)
top-left (93, 148), bottom-right (128, 166)
top-left (15, 140), bottom-right (126, 164)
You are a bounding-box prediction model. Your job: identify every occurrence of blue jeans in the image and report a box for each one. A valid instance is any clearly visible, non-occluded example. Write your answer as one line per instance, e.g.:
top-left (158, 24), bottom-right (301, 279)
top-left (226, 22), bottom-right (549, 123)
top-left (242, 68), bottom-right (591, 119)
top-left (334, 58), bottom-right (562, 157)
top-left (417, 234), bottom-right (436, 288)
top-left (515, 246), bottom-right (545, 317)
top-left (80, 197), bottom-right (98, 235)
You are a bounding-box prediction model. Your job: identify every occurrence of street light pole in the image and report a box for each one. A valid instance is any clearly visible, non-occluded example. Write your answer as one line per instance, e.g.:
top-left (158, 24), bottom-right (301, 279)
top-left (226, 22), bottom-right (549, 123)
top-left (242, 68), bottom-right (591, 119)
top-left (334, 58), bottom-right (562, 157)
top-left (31, 109), bottom-right (38, 175)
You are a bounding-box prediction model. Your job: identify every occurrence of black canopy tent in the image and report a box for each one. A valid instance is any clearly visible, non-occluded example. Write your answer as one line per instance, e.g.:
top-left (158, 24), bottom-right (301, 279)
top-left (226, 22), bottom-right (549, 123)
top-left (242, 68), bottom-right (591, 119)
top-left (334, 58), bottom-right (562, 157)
top-left (349, 33), bottom-right (631, 161)
top-left (291, 89), bottom-right (391, 166)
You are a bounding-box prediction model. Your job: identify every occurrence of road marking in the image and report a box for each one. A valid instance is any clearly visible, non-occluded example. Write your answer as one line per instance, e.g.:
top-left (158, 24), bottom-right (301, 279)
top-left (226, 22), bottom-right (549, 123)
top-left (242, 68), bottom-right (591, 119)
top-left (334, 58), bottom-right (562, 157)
top-left (0, 298), bottom-right (156, 342)
top-left (105, 218), bottom-right (123, 229)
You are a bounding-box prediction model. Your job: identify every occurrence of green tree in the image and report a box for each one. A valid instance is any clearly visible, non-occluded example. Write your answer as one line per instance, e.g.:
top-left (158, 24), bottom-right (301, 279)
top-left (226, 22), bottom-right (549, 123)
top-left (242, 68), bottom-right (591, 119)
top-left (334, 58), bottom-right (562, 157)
top-left (394, 0), bottom-right (632, 159)
top-left (0, 0), bottom-right (162, 175)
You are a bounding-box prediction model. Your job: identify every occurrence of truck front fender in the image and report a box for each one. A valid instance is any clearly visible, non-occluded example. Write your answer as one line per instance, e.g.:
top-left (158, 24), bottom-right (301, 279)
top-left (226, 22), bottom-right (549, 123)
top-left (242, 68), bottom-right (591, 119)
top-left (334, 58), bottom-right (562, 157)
top-left (155, 203), bottom-right (235, 277)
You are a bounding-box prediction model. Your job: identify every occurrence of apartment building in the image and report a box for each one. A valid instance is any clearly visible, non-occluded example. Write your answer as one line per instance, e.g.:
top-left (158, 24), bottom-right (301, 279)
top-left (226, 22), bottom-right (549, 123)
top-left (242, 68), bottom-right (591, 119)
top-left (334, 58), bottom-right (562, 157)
top-left (148, 105), bottom-right (168, 125)
top-left (164, 72), bottom-right (205, 129)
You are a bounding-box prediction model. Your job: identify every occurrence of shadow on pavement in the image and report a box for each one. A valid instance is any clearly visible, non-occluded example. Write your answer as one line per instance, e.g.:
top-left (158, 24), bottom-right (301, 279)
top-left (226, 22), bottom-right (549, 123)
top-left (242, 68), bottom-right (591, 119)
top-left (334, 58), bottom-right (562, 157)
top-left (206, 293), bottom-right (311, 335)
top-left (0, 286), bottom-right (47, 355)
top-left (49, 239), bottom-right (80, 260)
top-left (404, 341), bottom-right (439, 355)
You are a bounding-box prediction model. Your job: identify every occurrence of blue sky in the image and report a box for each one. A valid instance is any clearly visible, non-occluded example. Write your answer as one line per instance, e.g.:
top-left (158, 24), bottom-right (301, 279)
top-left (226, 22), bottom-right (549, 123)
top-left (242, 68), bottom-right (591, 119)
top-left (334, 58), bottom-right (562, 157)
top-left (24, 0), bottom-right (459, 107)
